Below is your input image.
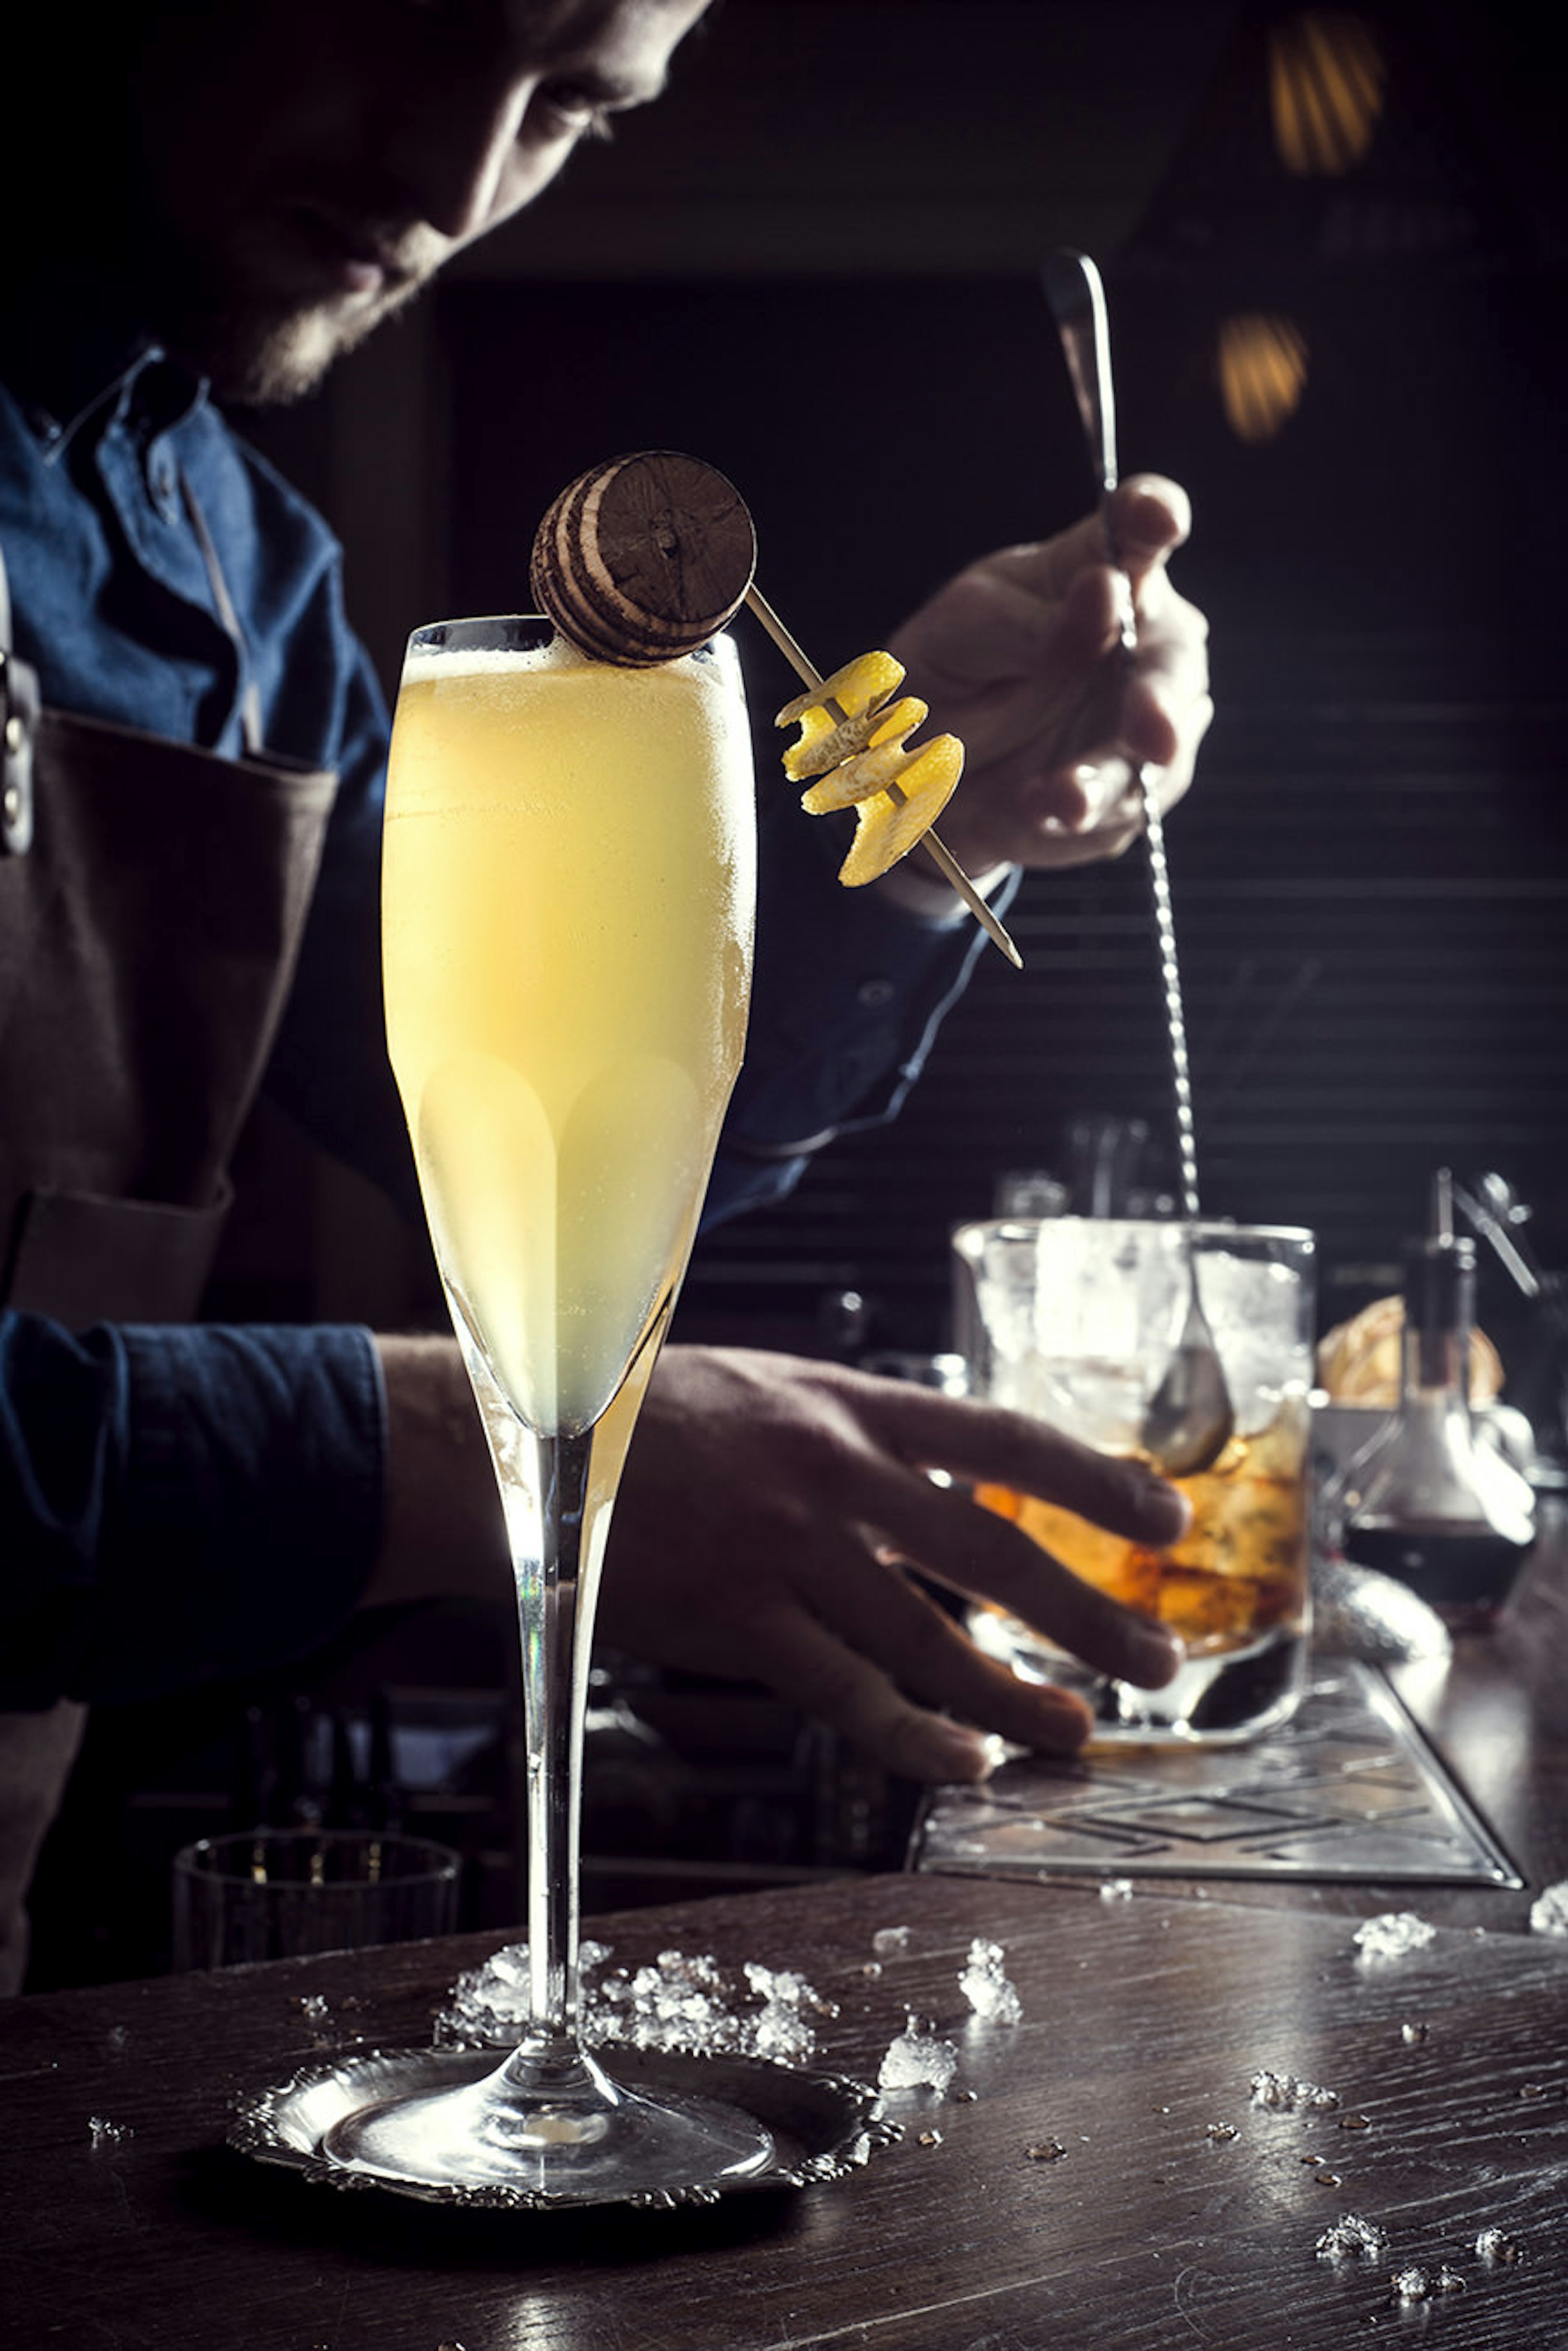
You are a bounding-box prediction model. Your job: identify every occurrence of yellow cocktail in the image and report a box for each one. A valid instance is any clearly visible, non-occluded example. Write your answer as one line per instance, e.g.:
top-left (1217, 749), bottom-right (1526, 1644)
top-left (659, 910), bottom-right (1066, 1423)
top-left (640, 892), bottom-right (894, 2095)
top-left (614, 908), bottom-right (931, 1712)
top-left (384, 632), bottom-right (754, 1434)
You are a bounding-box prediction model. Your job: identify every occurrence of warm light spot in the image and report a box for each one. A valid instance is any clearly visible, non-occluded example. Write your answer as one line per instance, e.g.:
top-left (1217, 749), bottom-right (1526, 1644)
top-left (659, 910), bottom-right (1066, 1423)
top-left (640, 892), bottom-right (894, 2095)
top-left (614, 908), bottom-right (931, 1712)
top-left (1268, 11), bottom-right (1386, 175)
top-left (1216, 314), bottom-right (1310, 442)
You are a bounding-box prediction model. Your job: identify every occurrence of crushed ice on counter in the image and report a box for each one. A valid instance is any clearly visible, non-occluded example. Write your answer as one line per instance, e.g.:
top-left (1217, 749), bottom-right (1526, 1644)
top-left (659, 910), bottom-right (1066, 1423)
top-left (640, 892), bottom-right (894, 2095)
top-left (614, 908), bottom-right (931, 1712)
top-left (872, 1925), bottom-right (913, 1958)
top-left (87, 2116), bottom-right (132, 2147)
top-left (878, 2013), bottom-right (959, 2094)
top-left (1099, 1878), bottom-right (1134, 1903)
top-left (1025, 2138), bottom-right (1067, 2162)
top-left (1475, 2227), bottom-right (1523, 2264)
top-left (1315, 2213), bottom-right (1388, 2260)
top-left (1205, 2121), bottom-right (1239, 2143)
top-left (958, 1938), bottom-right (1022, 2025)
top-left (434, 1938), bottom-right (545, 2045)
top-left (1529, 1880), bottom-right (1568, 1937)
top-left (1400, 2021), bottom-right (1430, 2045)
top-left (296, 1993), bottom-right (333, 2035)
top-left (436, 1940), bottom-right (836, 2063)
top-left (742, 1962), bottom-right (827, 2065)
top-left (1389, 2264), bottom-right (1463, 2303)
top-left (1352, 1911), bottom-right (1437, 1964)
top-left (1250, 2069), bottom-right (1341, 2112)
top-left (584, 1947), bottom-right (731, 2056)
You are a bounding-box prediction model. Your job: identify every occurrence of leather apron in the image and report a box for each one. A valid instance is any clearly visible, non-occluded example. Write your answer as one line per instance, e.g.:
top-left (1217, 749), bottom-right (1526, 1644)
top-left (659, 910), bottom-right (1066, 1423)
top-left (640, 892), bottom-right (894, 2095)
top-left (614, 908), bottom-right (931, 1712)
top-left (0, 526), bottom-right (339, 1991)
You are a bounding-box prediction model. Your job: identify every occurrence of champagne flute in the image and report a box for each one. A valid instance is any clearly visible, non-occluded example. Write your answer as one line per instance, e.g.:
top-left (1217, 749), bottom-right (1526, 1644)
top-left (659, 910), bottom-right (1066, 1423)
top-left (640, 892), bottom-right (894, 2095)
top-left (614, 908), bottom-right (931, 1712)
top-left (324, 613), bottom-right (773, 2200)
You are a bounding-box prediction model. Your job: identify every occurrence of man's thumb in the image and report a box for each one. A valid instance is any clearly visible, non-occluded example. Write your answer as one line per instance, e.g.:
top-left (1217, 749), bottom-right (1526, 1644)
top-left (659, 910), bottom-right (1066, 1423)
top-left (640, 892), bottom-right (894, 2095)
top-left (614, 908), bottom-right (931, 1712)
top-left (1110, 474), bottom-right (1192, 582)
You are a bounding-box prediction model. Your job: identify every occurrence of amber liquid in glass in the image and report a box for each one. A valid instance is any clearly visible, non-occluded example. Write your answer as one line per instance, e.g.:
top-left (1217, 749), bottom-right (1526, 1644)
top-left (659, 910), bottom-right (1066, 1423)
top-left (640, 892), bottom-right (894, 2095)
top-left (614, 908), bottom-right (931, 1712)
top-left (976, 1406), bottom-right (1310, 1657)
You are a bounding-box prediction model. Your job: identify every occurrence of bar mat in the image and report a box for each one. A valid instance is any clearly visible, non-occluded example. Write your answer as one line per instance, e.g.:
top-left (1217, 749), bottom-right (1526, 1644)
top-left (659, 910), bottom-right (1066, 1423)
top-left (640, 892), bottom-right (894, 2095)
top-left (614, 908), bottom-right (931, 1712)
top-left (912, 1662), bottom-right (1522, 1888)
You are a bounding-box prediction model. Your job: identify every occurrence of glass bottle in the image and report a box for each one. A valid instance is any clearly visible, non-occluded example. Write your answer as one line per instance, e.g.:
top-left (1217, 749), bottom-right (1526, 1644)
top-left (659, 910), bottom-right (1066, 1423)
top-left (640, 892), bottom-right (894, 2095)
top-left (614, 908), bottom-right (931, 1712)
top-left (1339, 1221), bottom-right (1535, 1628)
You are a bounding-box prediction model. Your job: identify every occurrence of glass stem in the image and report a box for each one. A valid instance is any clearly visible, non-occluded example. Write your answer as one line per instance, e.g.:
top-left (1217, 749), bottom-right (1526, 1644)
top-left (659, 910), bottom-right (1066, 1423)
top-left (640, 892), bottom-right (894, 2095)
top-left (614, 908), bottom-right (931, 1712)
top-left (511, 1423), bottom-right (595, 2058)
top-left (459, 1335), bottom-right (610, 2080)
top-left (453, 1297), bottom-right (671, 2096)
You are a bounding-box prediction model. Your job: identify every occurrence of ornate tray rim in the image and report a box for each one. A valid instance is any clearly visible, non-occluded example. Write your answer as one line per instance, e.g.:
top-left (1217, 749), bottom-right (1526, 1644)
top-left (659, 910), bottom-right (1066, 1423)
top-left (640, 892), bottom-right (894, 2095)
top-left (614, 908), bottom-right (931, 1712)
top-left (230, 2039), bottom-right (900, 2213)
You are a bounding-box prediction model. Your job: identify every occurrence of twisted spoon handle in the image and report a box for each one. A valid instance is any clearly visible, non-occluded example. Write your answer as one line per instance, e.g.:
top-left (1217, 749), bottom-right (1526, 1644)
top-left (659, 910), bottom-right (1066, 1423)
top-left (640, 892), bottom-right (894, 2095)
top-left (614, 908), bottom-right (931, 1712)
top-left (1043, 249), bottom-right (1200, 1218)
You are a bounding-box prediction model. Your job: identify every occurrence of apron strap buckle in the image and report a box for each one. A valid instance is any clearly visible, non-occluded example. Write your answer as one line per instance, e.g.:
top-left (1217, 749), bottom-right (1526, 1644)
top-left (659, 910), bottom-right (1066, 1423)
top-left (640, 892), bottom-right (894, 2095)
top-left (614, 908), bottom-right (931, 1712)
top-left (0, 644), bottom-right (38, 858)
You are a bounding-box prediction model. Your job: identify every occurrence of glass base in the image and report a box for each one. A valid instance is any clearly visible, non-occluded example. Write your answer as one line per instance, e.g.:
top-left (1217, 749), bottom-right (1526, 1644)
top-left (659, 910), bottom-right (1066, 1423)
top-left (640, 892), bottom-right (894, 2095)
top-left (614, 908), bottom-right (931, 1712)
top-left (969, 1608), bottom-right (1308, 1747)
top-left (320, 2042), bottom-right (776, 2203)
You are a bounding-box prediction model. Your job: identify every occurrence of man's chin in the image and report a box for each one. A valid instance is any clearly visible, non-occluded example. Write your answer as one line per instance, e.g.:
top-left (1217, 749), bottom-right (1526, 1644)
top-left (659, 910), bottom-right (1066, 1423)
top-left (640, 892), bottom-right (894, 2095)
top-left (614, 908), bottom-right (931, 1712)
top-left (179, 281), bottom-right (419, 406)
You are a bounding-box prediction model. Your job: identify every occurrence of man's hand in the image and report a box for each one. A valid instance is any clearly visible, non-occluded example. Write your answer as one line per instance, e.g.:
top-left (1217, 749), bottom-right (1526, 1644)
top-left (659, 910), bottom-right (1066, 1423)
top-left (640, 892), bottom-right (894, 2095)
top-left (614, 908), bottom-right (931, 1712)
top-left (371, 1338), bottom-right (1188, 1785)
top-left (885, 474), bottom-right (1212, 879)
top-left (600, 1345), bottom-right (1187, 1784)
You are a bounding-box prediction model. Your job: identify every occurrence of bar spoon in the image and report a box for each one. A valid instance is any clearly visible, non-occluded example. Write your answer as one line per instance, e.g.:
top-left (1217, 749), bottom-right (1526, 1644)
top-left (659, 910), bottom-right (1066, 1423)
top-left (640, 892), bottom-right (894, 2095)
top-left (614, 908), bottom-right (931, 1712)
top-left (1042, 249), bottom-right (1234, 1479)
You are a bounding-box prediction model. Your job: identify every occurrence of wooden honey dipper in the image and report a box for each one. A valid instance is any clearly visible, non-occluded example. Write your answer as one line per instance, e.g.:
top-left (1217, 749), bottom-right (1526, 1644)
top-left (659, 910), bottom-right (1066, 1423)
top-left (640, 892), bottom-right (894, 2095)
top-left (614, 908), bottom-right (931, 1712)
top-left (529, 451), bottom-right (1020, 967)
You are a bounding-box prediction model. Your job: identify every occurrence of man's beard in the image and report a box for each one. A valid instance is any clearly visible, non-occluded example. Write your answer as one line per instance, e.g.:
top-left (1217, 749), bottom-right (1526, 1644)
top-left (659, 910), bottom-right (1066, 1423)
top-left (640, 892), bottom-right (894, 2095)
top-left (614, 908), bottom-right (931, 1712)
top-left (161, 270), bottom-right (426, 406)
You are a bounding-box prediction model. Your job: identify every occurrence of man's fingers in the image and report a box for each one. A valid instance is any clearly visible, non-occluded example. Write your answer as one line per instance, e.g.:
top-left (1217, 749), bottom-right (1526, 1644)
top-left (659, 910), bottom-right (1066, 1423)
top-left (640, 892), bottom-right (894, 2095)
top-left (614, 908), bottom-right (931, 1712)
top-left (796, 1538), bottom-right (1113, 1748)
top-left (602, 1347), bottom-right (1205, 1783)
top-left (895, 561), bottom-right (1104, 689)
top-left (858, 1470), bottom-right (1185, 1691)
top-left (737, 1596), bottom-right (1090, 1784)
top-left (977, 476), bottom-right (1191, 616)
top-left (944, 730), bottom-right (1192, 867)
top-left (861, 1381), bottom-right (1188, 1542)
top-left (802, 1380), bottom-right (1189, 1685)
top-left (1107, 474), bottom-right (1192, 580)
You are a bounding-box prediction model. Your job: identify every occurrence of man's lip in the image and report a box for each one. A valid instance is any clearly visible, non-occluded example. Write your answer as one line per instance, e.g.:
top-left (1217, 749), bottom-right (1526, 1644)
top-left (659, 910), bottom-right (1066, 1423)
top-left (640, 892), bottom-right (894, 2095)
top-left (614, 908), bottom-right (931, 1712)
top-left (294, 210), bottom-right (416, 297)
top-left (338, 254), bottom-right (390, 297)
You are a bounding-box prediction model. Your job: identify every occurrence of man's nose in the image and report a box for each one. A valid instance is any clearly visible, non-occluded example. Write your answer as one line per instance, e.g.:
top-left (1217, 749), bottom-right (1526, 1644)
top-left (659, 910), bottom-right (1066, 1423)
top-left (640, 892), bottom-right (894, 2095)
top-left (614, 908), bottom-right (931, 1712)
top-left (383, 74), bottom-right (535, 244)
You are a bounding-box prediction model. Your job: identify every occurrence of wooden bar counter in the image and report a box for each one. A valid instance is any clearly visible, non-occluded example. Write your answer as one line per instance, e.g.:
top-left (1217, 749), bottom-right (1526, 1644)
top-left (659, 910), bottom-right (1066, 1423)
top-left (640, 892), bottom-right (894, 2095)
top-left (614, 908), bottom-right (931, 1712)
top-left (3, 1526), bottom-right (1566, 2350)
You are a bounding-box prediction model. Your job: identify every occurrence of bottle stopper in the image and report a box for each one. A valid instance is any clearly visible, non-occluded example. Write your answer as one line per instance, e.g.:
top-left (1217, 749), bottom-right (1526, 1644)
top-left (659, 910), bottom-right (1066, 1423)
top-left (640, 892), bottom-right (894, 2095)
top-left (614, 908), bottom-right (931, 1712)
top-left (530, 451), bottom-right (756, 666)
top-left (1405, 1171), bottom-right (1475, 1337)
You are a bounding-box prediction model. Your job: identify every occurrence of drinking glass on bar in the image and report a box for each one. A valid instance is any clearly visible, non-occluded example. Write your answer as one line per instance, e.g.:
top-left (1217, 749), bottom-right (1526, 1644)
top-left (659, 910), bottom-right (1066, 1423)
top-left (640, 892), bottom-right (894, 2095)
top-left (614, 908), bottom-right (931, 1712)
top-left (953, 1217), bottom-right (1316, 1744)
top-left (172, 1830), bottom-right (460, 1970)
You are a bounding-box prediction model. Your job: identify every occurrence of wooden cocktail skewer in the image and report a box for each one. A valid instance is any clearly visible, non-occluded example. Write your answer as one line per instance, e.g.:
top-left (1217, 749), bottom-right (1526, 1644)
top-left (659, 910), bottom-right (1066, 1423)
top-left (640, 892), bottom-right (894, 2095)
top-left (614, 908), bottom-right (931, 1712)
top-left (743, 584), bottom-right (1022, 969)
top-left (530, 450), bottom-right (1020, 968)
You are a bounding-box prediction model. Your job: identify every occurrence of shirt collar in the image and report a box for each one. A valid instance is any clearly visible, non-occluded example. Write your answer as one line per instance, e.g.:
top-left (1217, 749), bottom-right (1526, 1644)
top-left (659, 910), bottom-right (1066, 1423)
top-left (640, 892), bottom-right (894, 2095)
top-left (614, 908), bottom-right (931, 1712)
top-left (24, 341), bottom-right (209, 467)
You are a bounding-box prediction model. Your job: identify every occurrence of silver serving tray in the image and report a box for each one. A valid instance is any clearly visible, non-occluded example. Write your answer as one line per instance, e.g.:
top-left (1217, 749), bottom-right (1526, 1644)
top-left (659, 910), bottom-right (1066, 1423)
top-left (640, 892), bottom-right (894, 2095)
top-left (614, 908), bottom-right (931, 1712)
top-left (231, 2042), bottom-right (899, 2212)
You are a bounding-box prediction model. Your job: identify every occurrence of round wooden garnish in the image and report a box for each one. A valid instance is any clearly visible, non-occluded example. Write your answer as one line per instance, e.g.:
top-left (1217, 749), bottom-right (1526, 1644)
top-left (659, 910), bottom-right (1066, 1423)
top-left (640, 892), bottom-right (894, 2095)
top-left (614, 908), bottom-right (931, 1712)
top-left (530, 451), bottom-right (756, 665)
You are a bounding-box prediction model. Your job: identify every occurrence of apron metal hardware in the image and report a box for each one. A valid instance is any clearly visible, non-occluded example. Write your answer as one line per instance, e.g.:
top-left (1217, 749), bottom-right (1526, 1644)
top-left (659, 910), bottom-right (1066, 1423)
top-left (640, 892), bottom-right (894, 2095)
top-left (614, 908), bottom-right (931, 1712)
top-left (0, 641), bottom-right (38, 858)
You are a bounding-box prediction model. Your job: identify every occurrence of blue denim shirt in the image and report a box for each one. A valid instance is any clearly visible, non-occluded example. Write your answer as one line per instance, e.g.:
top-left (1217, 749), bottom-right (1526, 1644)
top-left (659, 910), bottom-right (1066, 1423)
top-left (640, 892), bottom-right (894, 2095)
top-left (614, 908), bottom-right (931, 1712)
top-left (0, 345), bottom-right (1001, 1706)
